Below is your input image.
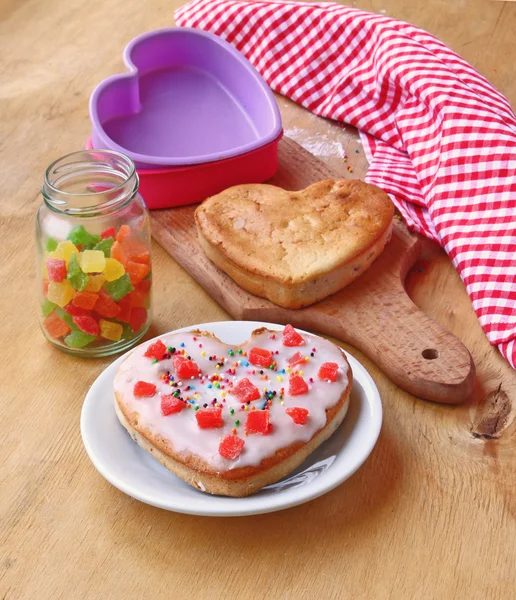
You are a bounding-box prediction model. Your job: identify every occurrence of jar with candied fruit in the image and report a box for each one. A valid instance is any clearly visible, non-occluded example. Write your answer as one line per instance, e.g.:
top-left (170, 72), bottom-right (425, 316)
top-left (36, 150), bottom-right (152, 356)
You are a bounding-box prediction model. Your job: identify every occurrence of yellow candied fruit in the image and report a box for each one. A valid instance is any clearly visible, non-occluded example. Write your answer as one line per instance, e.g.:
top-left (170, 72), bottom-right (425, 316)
top-left (299, 370), bottom-right (304, 376)
top-left (84, 274), bottom-right (106, 292)
top-left (81, 250), bottom-right (106, 274)
top-left (201, 351), bottom-right (206, 357)
top-left (47, 280), bottom-right (75, 307)
top-left (99, 319), bottom-right (123, 341)
top-left (104, 257), bottom-right (125, 282)
top-left (49, 241), bottom-right (78, 265)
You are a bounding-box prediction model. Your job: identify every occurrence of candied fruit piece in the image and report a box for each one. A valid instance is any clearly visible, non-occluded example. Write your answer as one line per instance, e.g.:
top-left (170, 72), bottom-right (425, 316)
top-left (129, 306), bottom-right (147, 332)
top-left (195, 407), bottom-right (223, 429)
top-left (104, 257), bottom-right (126, 282)
top-left (122, 237), bottom-right (150, 265)
top-left (104, 273), bottom-right (133, 301)
top-left (126, 261), bottom-right (150, 285)
top-left (219, 435), bottom-right (245, 460)
top-left (84, 274), bottom-right (106, 293)
top-left (116, 224), bottom-right (131, 243)
top-left (289, 375), bottom-right (308, 396)
top-left (45, 236), bottom-right (58, 252)
top-left (110, 241), bottom-right (127, 266)
top-left (245, 410), bottom-right (271, 435)
top-left (93, 237), bottom-right (114, 258)
top-left (64, 330), bottom-right (96, 348)
top-left (173, 355), bottom-right (200, 378)
top-left (73, 315), bottom-right (99, 336)
top-left (94, 289), bottom-right (121, 319)
top-left (231, 378), bottom-right (261, 403)
top-left (116, 296), bottom-right (132, 323)
top-left (64, 303), bottom-right (89, 317)
top-left (283, 324), bottom-right (305, 347)
top-left (161, 394), bottom-right (185, 416)
top-left (287, 351), bottom-right (306, 368)
top-left (127, 289), bottom-right (148, 309)
top-left (248, 347), bottom-right (273, 368)
top-left (99, 319), bottom-right (123, 341)
top-left (134, 381), bottom-right (156, 397)
top-left (286, 407), bottom-right (309, 424)
top-left (47, 280), bottom-right (75, 308)
top-left (136, 278), bottom-right (151, 294)
top-left (144, 340), bottom-right (167, 360)
top-left (41, 299), bottom-right (57, 318)
top-left (51, 240), bottom-right (78, 265)
top-left (46, 258), bottom-right (67, 283)
top-left (67, 225), bottom-right (100, 247)
top-left (101, 227), bottom-right (116, 240)
top-left (81, 250), bottom-right (106, 274)
top-left (43, 313), bottom-right (70, 339)
top-left (67, 253), bottom-right (88, 291)
top-left (318, 362), bottom-right (339, 382)
top-left (72, 291), bottom-right (99, 310)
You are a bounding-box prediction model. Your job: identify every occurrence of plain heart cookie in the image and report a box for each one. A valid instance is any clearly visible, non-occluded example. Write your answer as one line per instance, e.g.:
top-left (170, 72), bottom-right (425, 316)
top-left (114, 325), bottom-right (352, 497)
top-left (195, 179), bottom-right (394, 308)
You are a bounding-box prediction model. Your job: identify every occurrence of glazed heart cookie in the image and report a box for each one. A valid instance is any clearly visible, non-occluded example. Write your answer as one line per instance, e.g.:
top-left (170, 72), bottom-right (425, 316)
top-left (195, 179), bottom-right (394, 308)
top-left (114, 325), bottom-right (352, 497)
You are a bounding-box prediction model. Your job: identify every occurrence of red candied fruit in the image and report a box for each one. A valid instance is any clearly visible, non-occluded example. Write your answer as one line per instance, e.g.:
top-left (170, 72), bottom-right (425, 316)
top-left (129, 307), bottom-right (147, 332)
top-left (196, 407), bottom-right (223, 429)
top-left (318, 362), bottom-right (339, 382)
top-left (64, 303), bottom-right (90, 317)
top-left (116, 296), bottom-right (132, 323)
top-left (161, 394), bottom-right (185, 416)
top-left (134, 381), bottom-right (157, 397)
top-left (231, 377), bottom-right (261, 403)
top-left (219, 435), bottom-right (245, 460)
top-left (73, 315), bottom-right (99, 336)
top-left (101, 226), bottom-right (116, 240)
top-left (248, 347), bottom-right (273, 368)
top-left (286, 407), bottom-right (309, 425)
top-left (245, 410), bottom-right (271, 435)
top-left (173, 355), bottom-right (200, 379)
top-left (126, 261), bottom-right (149, 285)
top-left (94, 289), bottom-right (121, 319)
top-left (72, 291), bottom-right (99, 310)
top-left (287, 351), bottom-right (306, 368)
top-left (144, 339), bottom-right (167, 360)
top-left (46, 258), bottom-right (67, 283)
top-left (289, 375), bottom-right (308, 396)
top-left (282, 324), bottom-right (305, 347)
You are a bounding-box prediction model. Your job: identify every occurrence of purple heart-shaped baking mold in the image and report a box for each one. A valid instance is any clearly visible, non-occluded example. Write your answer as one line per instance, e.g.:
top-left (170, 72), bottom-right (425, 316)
top-left (89, 27), bottom-right (282, 168)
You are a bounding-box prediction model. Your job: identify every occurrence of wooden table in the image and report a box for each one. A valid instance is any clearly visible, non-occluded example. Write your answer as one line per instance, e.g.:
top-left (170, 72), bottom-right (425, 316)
top-left (1, 1), bottom-right (515, 598)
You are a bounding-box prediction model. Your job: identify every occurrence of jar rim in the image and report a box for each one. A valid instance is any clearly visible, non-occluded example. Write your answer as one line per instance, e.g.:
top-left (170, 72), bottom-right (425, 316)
top-left (43, 149), bottom-right (138, 216)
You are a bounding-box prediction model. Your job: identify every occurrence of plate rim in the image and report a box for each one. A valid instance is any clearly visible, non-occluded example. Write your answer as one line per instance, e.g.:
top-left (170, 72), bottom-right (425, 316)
top-left (80, 320), bottom-right (383, 517)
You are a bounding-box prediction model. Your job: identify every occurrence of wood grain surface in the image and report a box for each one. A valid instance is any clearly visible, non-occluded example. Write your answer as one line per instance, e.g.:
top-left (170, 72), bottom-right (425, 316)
top-left (151, 137), bottom-right (475, 404)
top-left (1, 1), bottom-right (515, 599)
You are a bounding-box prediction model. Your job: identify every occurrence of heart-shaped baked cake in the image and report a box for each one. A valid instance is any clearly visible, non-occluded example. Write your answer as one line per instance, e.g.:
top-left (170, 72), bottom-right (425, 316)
top-left (114, 325), bottom-right (352, 497)
top-left (195, 179), bottom-right (394, 308)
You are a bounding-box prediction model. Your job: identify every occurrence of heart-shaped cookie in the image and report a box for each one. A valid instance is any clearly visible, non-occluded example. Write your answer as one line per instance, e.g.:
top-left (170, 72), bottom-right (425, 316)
top-left (195, 179), bottom-right (394, 308)
top-left (114, 325), bottom-right (352, 497)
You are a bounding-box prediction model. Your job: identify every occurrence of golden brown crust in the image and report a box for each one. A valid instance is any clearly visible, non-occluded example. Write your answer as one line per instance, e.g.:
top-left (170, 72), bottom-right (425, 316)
top-left (114, 328), bottom-right (353, 497)
top-left (194, 179), bottom-right (394, 308)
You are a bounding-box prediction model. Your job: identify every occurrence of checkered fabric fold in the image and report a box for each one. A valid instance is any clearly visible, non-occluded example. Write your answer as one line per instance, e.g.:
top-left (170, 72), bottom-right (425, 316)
top-left (176, 0), bottom-right (516, 367)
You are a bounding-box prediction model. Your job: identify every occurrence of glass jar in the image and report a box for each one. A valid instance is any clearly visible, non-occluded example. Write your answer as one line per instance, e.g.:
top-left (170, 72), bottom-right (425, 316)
top-left (36, 150), bottom-right (152, 357)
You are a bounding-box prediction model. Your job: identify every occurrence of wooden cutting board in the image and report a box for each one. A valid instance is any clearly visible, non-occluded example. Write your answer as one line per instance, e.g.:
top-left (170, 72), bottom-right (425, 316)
top-left (151, 137), bottom-right (475, 404)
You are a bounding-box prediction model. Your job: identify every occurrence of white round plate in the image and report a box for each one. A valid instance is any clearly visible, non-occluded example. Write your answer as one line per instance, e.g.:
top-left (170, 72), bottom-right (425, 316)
top-left (81, 321), bottom-right (382, 517)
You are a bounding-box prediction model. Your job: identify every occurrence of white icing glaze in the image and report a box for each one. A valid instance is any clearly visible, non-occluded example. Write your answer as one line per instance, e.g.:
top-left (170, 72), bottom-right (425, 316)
top-left (113, 328), bottom-right (350, 471)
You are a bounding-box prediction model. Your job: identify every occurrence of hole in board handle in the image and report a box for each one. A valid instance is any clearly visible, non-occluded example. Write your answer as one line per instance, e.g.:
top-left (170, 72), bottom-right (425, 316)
top-left (422, 348), bottom-right (439, 360)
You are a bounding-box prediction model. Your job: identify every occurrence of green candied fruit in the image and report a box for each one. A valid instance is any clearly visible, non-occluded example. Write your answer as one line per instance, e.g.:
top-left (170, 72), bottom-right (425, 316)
top-left (120, 322), bottom-right (134, 340)
top-left (80, 242), bottom-right (97, 251)
top-left (54, 307), bottom-right (77, 329)
top-left (67, 252), bottom-right (88, 291)
top-left (41, 299), bottom-right (57, 317)
top-left (66, 225), bottom-right (101, 247)
top-left (64, 330), bottom-right (97, 348)
top-left (46, 237), bottom-right (59, 252)
top-left (104, 273), bottom-right (133, 301)
top-left (93, 237), bottom-right (114, 258)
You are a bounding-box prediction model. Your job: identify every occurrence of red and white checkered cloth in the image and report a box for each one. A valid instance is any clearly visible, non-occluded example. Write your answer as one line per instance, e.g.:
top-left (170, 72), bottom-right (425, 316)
top-left (176, 0), bottom-right (516, 368)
